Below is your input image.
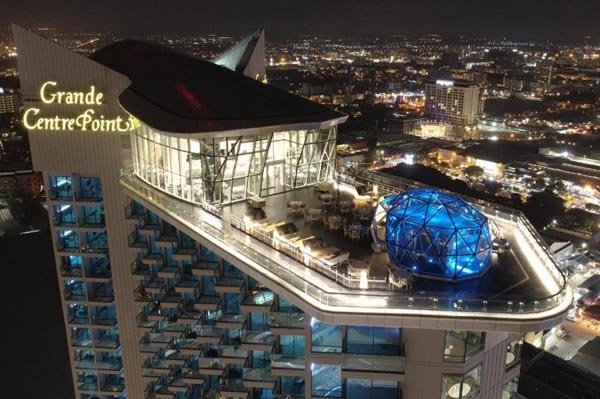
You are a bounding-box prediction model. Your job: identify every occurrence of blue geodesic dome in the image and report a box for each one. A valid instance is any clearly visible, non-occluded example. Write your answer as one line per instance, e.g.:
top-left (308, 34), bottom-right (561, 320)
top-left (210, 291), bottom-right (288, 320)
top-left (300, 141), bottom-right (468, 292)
top-left (383, 188), bottom-right (492, 281)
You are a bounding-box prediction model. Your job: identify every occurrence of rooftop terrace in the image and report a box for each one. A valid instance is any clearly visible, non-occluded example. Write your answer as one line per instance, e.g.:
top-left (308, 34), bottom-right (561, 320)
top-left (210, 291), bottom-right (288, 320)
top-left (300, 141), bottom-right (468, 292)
top-left (120, 169), bottom-right (572, 332)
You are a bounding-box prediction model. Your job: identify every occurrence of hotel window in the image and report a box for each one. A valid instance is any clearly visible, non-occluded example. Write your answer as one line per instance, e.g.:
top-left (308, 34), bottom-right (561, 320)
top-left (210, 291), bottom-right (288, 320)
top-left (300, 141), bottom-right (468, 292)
top-left (53, 204), bottom-right (76, 226)
top-left (50, 175), bottom-right (72, 200)
top-left (81, 205), bottom-right (105, 227)
top-left (502, 377), bottom-right (520, 399)
top-left (441, 364), bottom-right (481, 399)
top-left (312, 364), bottom-right (341, 398)
top-left (444, 331), bottom-right (485, 363)
top-left (311, 319), bottom-right (342, 353)
top-left (505, 338), bottom-right (523, 370)
top-left (78, 176), bottom-right (102, 200)
top-left (58, 230), bottom-right (80, 252)
top-left (280, 376), bottom-right (304, 396)
top-left (345, 326), bottom-right (402, 356)
top-left (280, 335), bottom-right (305, 356)
top-left (346, 379), bottom-right (401, 399)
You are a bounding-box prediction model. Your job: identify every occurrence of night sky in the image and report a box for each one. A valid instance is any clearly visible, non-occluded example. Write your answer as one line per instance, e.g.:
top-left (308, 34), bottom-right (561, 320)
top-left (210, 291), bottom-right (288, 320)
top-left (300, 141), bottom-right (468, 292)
top-left (2, 0), bottom-right (600, 40)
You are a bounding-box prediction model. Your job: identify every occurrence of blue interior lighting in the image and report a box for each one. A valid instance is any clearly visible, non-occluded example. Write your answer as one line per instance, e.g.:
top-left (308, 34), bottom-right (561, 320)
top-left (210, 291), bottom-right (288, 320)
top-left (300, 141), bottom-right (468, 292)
top-left (382, 188), bottom-right (492, 281)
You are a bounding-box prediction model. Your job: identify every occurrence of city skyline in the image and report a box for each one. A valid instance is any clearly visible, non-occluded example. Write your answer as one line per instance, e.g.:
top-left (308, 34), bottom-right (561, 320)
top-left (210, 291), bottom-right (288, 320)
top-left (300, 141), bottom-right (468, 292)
top-left (2, 0), bottom-right (600, 40)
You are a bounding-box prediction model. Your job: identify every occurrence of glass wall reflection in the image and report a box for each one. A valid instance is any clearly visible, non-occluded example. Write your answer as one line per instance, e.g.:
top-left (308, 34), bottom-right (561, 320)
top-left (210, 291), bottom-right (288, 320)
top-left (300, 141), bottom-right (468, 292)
top-left (132, 124), bottom-right (337, 205)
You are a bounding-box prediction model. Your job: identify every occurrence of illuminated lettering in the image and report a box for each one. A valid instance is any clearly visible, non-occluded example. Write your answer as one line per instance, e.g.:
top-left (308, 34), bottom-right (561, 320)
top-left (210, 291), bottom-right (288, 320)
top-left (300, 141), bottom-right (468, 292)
top-left (40, 81), bottom-right (103, 105)
top-left (23, 81), bottom-right (139, 133)
top-left (23, 107), bottom-right (139, 132)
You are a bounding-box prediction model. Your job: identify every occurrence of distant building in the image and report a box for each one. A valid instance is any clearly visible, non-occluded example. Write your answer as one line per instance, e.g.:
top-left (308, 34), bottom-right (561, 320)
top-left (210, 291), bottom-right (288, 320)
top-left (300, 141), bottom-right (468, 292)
top-left (388, 115), bottom-right (426, 134)
top-left (424, 79), bottom-right (481, 126)
top-left (0, 168), bottom-right (43, 198)
top-left (0, 87), bottom-right (19, 116)
top-left (503, 76), bottom-right (525, 92)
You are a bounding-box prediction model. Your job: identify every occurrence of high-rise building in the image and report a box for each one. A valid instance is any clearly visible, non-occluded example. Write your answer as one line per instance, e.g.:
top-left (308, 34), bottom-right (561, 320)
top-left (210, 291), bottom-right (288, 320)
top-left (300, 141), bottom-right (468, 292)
top-left (0, 87), bottom-right (19, 115)
top-left (424, 80), bottom-right (481, 126)
top-left (14, 25), bottom-right (571, 399)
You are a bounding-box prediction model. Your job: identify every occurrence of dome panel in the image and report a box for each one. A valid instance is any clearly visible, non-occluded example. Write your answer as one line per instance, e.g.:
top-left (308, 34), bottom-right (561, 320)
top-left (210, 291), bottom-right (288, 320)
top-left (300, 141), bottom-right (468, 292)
top-left (382, 188), bottom-right (492, 281)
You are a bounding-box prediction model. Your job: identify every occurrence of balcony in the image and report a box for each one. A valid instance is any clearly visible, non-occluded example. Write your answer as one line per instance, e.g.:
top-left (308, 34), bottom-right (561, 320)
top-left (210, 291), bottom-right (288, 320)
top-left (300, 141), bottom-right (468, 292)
top-left (95, 359), bottom-right (123, 374)
top-left (87, 292), bottom-right (116, 306)
top-left (180, 368), bottom-right (205, 384)
top-left (160, 291), bottom-right (183, 309)
top-left (194, 295), bottom-right (221, 311)
top-left (119, 171), bottom-right (571, 332)
top-left (240, 290), bottom-right (274, 313)
top-left (162, 320), bottom-right (188, 337)
top-left (215, 277), bottom-right (245, 293)
top-left (141, 252), bottom-right (164, 266)
top-left (214, 345), bottom-right (248, 365)
top-left (162, 349), bottom-right (188, 366)
top-left (74, 357), bottom-right (97, 371)
top-left (341, 354), bottom-right (405, 379)
top-left (268, 312), bottom-right (306, 335)
top-left (271, 355), bottom-right (305, 376)
top-left (64, 290), bottom-right (87, 304)
top-left (142, 368), bottom-right (163, 382)
top-left (138, 217), bottom-right (161, 234)
top-left (219, 379), bottom-right (249, 398)
top-left (242, 368), bottom-right (276, 389)
top-left (140, 332), bottom-right (171, 352)
top-left (191, 261), bottom-right (218, 277)
top-left (125, 201), bottom-right (146, 221)
top-left (78, 216), bottom-right (106, 229)
top-left (131, 260), bottom-right (152, 280)
top-left (85, 263), bottom-right (112, 281)
top-left (178, 338), bottom-right (204, 355)
top-left (216, 313), bottom-right (246, 329)
top-left (93, 338), bottom-right (120, 351)
top-left (196, 357), bottom-right (226, 376)
top-left (172, 247), bottom-right (197, 261)
top-left (137, 310), bottom-right (157, 330)
top-left (60, 264), bottom-right (83, 278)
top-left (76, 381), bottom-right (98, 392)
top-left (128, 232), bottom-right (149, 249)
top-left (134, 286), bottom-right (154, 305)
top-left (68, 315), bottom-right (90, 326)
top-left (174, 276), bottom-right (199, 293)
top-left (91, 315), bottom-right (118, 329)
top-left (145, 277), bottom-right (166, 294)
top-left (155, 233), bottom-right (178, 248)
top-left (99, 382), bottom-right (126, 394)
top-left (49, 186), bottom-right (73, 202)
top-left (157, 264), bottom-right (179, 279)
top-left (142, 357), bottom-right (171, 377)
top-left (240, 330), bottom-right (275, 351)
top-left (185, 325), bottom-right (224, 344)
top-left (176, 305), bottom-right (203, 324)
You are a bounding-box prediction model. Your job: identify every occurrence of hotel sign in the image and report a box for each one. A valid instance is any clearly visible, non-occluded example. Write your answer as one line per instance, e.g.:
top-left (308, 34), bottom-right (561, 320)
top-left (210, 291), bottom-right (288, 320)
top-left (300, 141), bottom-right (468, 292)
top-left (23, 81), bottom-right (139, 132)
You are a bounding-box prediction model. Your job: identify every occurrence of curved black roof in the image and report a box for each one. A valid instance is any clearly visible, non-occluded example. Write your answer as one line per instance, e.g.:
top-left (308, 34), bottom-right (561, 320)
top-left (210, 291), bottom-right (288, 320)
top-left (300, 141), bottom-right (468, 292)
top-left (91, 40), bottom-right (345, 134)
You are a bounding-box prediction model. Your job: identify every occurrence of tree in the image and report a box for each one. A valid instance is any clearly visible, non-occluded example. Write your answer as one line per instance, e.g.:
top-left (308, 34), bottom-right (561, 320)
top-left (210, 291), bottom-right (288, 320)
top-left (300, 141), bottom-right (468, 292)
top-left (524, 189), bottom-right (565, 228)
top-left (464, 165), bottom-right (484, 180)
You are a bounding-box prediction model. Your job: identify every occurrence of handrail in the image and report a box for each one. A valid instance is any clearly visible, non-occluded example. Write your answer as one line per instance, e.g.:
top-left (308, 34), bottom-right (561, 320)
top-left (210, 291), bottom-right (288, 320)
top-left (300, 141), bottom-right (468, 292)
top-left (120, 169), bottom-right (570, 317)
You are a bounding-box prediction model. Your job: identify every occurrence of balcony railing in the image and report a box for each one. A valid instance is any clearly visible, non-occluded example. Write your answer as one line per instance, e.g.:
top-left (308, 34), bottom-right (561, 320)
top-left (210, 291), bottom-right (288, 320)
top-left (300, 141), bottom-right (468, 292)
top-left (120, 169), bottom-right (570, 319)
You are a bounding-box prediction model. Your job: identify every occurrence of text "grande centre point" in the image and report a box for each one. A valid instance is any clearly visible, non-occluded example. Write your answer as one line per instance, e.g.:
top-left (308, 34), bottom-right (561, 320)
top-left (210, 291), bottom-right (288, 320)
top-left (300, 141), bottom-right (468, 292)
top-left (23, 81), bottom-right (139, 132)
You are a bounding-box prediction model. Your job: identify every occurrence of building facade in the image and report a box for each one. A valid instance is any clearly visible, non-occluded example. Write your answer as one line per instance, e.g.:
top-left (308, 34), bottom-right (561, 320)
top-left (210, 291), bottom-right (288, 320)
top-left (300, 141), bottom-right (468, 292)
top-left (0, 87), bottom-right (19, 116)
top-left (15, 25), bottom-right (571, 399)
top-left (424, 80), bottom-right (481, 126)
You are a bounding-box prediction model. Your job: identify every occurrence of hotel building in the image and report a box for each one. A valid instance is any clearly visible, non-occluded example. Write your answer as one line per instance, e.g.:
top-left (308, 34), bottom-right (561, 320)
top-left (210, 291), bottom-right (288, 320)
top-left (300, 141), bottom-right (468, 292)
top-left (14, 25), bottom-right (571, 399)
top-left (424, 80), bottom-right (481, 127)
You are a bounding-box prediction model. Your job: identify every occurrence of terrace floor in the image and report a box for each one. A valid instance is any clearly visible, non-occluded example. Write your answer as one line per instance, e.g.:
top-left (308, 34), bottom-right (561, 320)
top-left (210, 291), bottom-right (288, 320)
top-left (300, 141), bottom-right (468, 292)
top-left (221, 185), bottom-right (552, 302)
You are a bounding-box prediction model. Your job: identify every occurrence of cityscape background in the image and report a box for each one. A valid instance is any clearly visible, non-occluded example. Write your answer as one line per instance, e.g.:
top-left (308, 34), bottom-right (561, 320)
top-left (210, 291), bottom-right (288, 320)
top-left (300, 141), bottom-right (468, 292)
top-left (1, 2), bottom-right (600, 398)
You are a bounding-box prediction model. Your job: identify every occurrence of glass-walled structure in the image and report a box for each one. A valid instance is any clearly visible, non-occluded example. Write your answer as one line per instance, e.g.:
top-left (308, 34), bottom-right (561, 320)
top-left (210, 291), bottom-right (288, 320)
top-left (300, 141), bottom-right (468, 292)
top-left (131, 124), bottom-right (337, 206)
